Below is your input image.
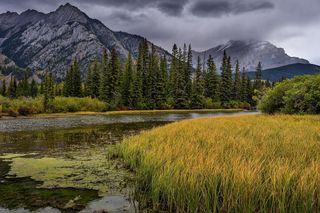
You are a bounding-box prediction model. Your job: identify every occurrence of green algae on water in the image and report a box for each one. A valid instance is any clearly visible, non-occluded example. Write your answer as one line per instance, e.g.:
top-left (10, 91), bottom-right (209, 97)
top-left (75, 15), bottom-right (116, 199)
top-left (5, 148), bottom-right (132, 195)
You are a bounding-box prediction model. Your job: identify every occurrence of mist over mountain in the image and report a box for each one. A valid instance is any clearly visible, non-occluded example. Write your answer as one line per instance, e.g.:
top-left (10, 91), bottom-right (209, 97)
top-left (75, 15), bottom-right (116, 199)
top-left (192, 40), bottom-right (309, 72)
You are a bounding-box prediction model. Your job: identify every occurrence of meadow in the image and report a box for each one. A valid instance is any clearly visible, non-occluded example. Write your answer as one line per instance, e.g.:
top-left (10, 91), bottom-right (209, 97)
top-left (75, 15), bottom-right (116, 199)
top-left (120, 115), bottom-right (320, 212)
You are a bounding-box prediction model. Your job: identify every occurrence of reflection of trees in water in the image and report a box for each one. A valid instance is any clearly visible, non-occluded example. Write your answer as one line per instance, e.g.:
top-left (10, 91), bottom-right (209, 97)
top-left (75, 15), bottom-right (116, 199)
top-left (0, 121), bottom-right (167, 155)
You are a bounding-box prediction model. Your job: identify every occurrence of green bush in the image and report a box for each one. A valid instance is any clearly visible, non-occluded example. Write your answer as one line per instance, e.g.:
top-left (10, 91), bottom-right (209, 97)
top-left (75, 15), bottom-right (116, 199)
top-left (50, 97), bottom-right (108, 113)
top-left (259, 74), bottom-right (320, 114)
top-left (0, 96), bottom-right (108, 116)
top-left (0, 96), bottom-right (43, 116)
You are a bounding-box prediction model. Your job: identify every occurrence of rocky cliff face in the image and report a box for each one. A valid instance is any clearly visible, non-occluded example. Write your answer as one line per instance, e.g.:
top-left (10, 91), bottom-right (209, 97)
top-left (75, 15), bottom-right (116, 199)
top-left (0, 3), bottom-right (170, 80)
top-left (192, 40), bottom-right (309, 72)
top-left (0, 53), bottom-right (16, 68)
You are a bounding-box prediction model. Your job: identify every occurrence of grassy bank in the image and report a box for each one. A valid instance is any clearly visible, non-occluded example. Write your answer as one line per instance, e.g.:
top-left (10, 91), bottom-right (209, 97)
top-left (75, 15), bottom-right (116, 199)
top-left (120, 115), bottom-right (320, 212)
top-left (0, 96), bottom-right (107, 117)
top-left (0, 95), bottom-right (243, 117)
top-left (35, 108), bottom-right (243, 118)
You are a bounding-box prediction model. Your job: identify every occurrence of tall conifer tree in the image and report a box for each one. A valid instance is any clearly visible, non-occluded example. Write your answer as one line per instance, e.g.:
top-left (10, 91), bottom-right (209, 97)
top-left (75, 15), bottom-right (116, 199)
top-left (220, 51), bottom-right (233, 103)
top-left (99, 49), bottom-right (109, 101)
top-left (233, 60), bottom-right (241, 100)
top-left (191, 56), bottom-right (204, 108)
top-left (255, 61), bottom-right (263, 90)
top-left (205, 55), bottom-right (219, 101)
top-left (174, 48), bottom-right (188, 109)
top-left (122, 52), bottom-right (134, 107)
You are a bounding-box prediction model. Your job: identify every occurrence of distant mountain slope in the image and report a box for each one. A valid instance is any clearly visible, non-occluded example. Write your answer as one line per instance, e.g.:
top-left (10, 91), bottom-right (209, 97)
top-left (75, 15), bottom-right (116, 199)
top-left (0, 53), bottom-right (16, 68)
top-left (246, 63), bottom-right (320, 82)
top-left (0, 3), bottom-right (170, 80)
top-left (192, 40), bottom-right (309, 72)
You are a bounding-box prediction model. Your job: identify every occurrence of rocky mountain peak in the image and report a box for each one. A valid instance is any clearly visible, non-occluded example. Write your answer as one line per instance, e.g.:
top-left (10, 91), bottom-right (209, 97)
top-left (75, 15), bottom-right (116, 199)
top-left (0, 3), bottom-right (170, 80)
top-left (49, 3), bottom-right (89, 24)
top-left (193, 40), bottom-right (309, 71)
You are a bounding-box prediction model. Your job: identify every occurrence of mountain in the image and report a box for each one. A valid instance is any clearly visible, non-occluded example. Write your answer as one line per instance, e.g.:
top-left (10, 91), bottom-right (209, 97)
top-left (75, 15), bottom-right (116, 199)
top-left (192, 40), bottom-right (309, 72)
top-left (0, 53), bottom-right (16, 68)
top-left (246, 63), bottom-right (320, 82)
top-left (0, 3), bottom-right (170, 80)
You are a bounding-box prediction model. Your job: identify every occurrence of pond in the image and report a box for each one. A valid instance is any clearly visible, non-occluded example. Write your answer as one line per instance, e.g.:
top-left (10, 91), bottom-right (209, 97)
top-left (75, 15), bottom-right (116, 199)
top-left (0, 111), bottom-right (258, 212)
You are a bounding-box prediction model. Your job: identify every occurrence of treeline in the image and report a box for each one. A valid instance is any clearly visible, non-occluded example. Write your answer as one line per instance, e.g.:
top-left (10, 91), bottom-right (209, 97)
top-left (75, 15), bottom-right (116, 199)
top-left (0, 40), bottom-right (271, 111)
top-left (60, 40), bottom-right (270, 109)
top-left (0, 73), bottom-right (38, 98)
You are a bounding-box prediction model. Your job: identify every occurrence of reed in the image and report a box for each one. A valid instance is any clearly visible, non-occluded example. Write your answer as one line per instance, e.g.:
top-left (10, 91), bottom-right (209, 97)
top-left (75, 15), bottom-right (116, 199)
top-left (120, 115), bottom-right (320, 212)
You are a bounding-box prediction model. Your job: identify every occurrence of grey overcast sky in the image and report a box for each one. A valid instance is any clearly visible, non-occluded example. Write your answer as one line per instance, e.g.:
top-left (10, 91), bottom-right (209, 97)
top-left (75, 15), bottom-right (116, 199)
top-left (0, 0), bottom-right (319, 64)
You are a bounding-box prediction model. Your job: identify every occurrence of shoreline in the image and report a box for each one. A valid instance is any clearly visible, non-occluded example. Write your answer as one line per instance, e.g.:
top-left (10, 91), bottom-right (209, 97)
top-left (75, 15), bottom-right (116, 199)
top-left (0, 109), bottom-right (244, 120)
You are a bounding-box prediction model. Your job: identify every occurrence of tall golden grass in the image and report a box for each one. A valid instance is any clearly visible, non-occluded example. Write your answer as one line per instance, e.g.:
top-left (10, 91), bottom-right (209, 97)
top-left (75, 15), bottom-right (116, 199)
top-left (120, 115), bottom-right (320, 212)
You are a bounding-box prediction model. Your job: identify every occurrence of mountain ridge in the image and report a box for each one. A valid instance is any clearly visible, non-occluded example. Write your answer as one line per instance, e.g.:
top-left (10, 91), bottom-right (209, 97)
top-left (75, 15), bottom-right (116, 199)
top-left (192, 40), bottom-right (309, 72)
top-left (0, 3), bottom-right (171, 80)
top-left (246, 63), bottom-right (320, 82)
top-left (0, 3), bottom-right (314, 81)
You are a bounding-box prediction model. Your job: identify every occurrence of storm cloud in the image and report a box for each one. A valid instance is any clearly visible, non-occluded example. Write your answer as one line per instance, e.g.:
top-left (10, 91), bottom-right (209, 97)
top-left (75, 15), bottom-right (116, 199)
top-left (189, 0), bottom-right (274, 17)
top-left (0, 0), bottom-right (319, 64)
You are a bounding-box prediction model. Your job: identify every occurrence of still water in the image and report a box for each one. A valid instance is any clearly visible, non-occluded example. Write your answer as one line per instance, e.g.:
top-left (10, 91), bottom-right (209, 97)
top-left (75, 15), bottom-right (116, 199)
top-left (0, 111), bottom-right (257, 212)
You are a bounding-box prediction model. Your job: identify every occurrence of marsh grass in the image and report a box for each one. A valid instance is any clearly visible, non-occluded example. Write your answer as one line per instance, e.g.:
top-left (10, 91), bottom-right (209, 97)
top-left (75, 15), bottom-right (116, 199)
top-left (120, 115), bottom-right (320, 212)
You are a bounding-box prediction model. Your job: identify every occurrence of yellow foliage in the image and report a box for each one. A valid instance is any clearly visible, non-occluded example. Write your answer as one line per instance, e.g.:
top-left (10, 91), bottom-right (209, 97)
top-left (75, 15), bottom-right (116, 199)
top-left (120, 115), bottom-right (320, 212)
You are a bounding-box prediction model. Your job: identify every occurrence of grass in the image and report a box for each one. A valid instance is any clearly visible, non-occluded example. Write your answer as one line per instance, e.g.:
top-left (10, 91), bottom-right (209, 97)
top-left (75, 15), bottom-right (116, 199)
top-left (120, 115), bottom-right (320, 212)
top-left (0, 95), bottom-right (243, 118)
top-left (0, 96), bottom-right (108, 117)
top-left (35, 108), bottom-right (243, 118)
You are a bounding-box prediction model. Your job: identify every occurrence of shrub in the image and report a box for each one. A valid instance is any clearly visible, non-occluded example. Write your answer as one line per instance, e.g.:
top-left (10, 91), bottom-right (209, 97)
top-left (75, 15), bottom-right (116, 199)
top-left (0, 96), bottom-right (108, 116)
top-left (259, 74), bottom-right (320, 114)
top-left (50, 97), bottom-right (107, 113)
top-left (7, 109), bottom-right (18, 117)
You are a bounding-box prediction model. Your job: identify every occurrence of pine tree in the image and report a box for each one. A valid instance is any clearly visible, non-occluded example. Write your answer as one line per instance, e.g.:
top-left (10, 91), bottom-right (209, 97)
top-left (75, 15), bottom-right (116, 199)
top-left (220, 51), bottom-right (233, 103)
top-left (132, 45), bottom-right (144, 108)
top-left (63, 66), bottom-right (73, 96)
top-left (30, 79), bottom-right (38, 98)
top-left (7, 77), bottom-right (17, 98)
top-left (169, 44), bottom-right (178, 100)
top-left (141, 39), bottom-right (150, 102)
top-left (173, 48), bottom-right (188, 109)
top-left (85, 62), bottom-right (94, 97)
top-left (43, 73), bottom-right (54, 112)
top-left (255, 61), bottom-right (263, 90)
top-left (205, 55), bottom-right (219, 102)
top-left (1, 80), bottom-right (6, 96)
top-left (147, 44), bottom-right (159, 109)
top-left (108, 48), bottom-right (121, 104)
top-left (156, 55), bottom-right (168, 108)
top-left (90, 59), bottom-right (101, 98)
top-left (99, 49), bottom-right (109, 102)
top-left (191, 56), bottom-right (204, 109)
top-left (233, 60), bottom-right (241, 100)
top-left (246, 77), bottom-right (254, 105)
top-left (40, 82), bottom-right (44, 95)
top-left (20, 71), bottom-right (30, 97)
top-left (122, 52), bottom-right (134, 107)
top-left (72, 59), bottom-right (82, 97)
top-left (185, 44), bottom-right (193, 100)
top-left (240, 67), bottom-right (248, 102)
top-left (63, 59), bottom-right (82, 97)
